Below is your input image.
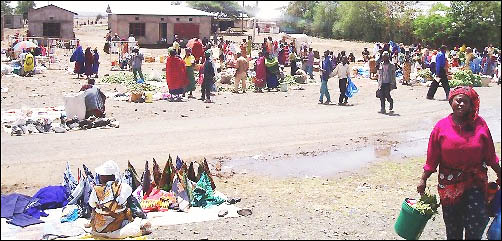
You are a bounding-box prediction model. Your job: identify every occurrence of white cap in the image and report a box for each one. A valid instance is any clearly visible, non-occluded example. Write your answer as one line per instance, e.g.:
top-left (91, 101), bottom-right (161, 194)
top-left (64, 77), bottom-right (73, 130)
top-left (95, 160), bottom-right (120, 177)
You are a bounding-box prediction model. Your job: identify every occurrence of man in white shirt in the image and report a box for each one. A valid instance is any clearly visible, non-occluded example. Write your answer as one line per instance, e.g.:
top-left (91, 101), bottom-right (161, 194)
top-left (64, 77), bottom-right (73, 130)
top-left (331, 56), bottom-right (351, 105)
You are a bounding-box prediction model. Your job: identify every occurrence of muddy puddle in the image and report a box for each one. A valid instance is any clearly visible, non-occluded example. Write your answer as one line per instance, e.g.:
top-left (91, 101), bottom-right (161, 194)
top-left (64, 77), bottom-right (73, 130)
top-left (223, 108), bottom-right (500, 178)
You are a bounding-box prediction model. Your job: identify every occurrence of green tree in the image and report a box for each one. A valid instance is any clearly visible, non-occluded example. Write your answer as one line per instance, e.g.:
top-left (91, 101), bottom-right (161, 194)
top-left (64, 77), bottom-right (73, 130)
top-left (282, 1), bottom-right (319, 34)
top-left (1, 1), bottom-right (13, 15)
top-left (332, 1), bottom-right (387, 42)
top-left (412, 5), bottom-right (451, 48)
top-left (311, 1), bottom-right (339, 38)
top-left (447, 1), bottom-right (501, 48)
top-left (15, 1), bottom-right (36, 20)
top-left (187, 1), bottom-right (242, 18)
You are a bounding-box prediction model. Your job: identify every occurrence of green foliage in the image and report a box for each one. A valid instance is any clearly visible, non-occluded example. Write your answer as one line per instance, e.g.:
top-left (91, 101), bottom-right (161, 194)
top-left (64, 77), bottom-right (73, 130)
top-left (1, 1), bottom-right (13, 15)
top-left (450, 69), bottom-right (482, 87)
top-left (15, 1), bottom-right (36, 20)
top-left (187, 1), bottom-right (242, 18)
top-left (416, 190), bottom-right (439, 217)
top-left (332, 1), bottom-right (387, 42)
top-left (412, 6), bottom-right (451, 47)
top-left (447, 1), bottom-right (501, 48)
top-left (278, 1), bottom-right (501, 48)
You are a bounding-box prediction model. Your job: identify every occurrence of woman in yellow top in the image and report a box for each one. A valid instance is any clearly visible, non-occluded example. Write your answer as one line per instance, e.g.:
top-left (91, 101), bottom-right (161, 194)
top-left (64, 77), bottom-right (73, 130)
top-left (183, 48), bottom-right (196, 98)
top-left (23, 51), bottom-right (35, 76)
top-left (463, 47), bottom-right (474, 71)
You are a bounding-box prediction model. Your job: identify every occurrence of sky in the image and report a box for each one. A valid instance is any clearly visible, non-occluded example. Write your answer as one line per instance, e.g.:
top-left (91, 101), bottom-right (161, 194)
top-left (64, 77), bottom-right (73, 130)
top-left (9, 1), bottom-right (289, 18)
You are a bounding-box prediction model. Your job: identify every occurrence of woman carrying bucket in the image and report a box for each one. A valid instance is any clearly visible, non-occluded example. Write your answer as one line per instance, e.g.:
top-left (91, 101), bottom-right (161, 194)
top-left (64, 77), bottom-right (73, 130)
top-left (417, 86), bottom-right (501, 240)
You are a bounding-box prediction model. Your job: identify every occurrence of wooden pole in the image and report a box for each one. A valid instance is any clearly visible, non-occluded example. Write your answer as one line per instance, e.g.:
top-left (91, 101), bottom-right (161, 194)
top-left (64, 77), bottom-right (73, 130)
top-left (241, 1), bottom-right (244, 34)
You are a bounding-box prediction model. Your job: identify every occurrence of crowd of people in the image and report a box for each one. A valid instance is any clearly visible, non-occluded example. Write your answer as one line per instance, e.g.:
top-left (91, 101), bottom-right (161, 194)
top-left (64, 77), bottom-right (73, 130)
top-left (70, 40), bottom-right (100, 79)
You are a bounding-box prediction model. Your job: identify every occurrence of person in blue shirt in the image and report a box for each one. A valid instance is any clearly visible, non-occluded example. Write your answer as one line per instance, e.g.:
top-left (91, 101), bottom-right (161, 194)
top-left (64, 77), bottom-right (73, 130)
top-left (319, 50), bottom-right (333, 104)
top-left (426, 45), bottom-right (450, 100)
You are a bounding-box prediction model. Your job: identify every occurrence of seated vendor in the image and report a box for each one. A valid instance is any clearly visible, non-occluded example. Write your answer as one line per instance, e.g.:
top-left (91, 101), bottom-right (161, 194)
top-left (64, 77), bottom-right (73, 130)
top-left (89, 160), bottom-right (151, 238)
top-left (80, 79), bottom-right (106, 118)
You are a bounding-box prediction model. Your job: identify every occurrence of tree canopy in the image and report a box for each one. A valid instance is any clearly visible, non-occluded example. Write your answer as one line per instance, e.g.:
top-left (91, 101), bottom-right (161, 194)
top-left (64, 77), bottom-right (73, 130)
top-left (1, 1), bottom-right (13, 15)
top-left (280, 1), bottom-right (501, 48)
top-left (187, 1), bottom-right (242, 18)
top-left (15, 1), bottom-right (36, 20)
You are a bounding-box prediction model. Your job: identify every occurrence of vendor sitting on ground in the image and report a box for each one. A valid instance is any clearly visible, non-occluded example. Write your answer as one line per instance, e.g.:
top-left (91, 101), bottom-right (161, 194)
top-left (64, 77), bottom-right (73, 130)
top-left (80, 78), bottom-right (106, 118)
top-left (89, 160), bottom-right (151, 238)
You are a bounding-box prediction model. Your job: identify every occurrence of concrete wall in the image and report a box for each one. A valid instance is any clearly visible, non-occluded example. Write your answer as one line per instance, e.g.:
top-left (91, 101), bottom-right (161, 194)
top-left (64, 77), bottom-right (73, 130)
top-left (109, 14), bottom-right (212, 45)
top-left (28, 5), bottom-right (75, 39)
top-left (4, 15), bottom-right (24, 29)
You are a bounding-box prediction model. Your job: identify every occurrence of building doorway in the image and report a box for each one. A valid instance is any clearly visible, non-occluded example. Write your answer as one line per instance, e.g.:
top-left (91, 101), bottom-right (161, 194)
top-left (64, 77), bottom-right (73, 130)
top-left (43, 23), bottom-right (61, 37)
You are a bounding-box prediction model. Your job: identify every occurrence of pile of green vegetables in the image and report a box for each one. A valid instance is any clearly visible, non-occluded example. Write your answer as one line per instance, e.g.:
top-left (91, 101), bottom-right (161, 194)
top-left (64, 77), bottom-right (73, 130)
top-left (414, 191), bottom-right (440, 218)
top-left (449, 70), bottom-right (482, 87)
top-left (417, 69), bottom-right (433, 80)
top-left (101, 72), bottom-right (160, 93)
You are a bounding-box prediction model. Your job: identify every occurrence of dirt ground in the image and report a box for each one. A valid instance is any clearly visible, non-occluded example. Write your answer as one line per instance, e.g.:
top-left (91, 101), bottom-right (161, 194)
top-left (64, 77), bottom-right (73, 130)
top-left (1, 24), bottom-right (501, 239)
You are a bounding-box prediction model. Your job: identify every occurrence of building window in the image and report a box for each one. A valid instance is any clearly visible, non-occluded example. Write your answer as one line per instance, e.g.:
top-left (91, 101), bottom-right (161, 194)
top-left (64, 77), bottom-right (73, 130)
top-left (135, 17), bottom-right (139, 20)
top-left (176, 18), bottom-right (180, 21)
top-left (50, 17), bottom-right (54, 20)
top-left (161, 17), bottom-right (164, 21)
top-left (129, 23), bottom-right (145, 37)
top-left (189, 18), bottom-right (193, 21)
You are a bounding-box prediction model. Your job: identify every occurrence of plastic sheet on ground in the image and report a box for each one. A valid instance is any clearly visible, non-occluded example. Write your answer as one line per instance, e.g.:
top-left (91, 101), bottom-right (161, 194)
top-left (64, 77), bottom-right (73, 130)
top-left (1, 208), bottom-right (87, 240)
top-left (147, 202), bottom-right (241, 227)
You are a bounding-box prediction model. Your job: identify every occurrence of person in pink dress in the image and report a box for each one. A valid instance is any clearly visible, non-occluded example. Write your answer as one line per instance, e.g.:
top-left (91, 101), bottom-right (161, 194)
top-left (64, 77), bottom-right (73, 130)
top-left (253, 52), bottom-right (266, 93)
top-left (417, 86), bottom-right (501, 240)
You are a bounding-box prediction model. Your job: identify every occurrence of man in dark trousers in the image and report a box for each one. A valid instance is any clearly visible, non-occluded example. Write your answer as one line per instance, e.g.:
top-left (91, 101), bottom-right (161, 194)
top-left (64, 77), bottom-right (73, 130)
top-left (199, 50), bottom-right (215, 103)
top-left (427, 45), bottom-right (450, 100)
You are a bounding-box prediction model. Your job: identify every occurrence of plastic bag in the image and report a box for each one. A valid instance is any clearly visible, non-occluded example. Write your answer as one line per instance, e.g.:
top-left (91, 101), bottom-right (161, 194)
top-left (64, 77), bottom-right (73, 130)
top-left (345, 77), bottom-right (359, 98)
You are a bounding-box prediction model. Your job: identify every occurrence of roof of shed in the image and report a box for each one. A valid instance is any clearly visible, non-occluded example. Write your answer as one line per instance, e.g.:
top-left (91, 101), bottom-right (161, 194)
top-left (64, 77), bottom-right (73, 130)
top-left (30, 4), bottom-right (78, 15)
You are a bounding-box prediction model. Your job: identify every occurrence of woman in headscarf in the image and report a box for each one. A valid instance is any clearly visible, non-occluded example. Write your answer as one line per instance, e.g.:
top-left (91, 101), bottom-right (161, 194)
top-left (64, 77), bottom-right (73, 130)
top-left (89, 160), bottom-right (151, 238)
top-left (264, 52), bottom-right (280, 91)
top-left (165, 47), bottom-right (187, 101)
top-left (92, 48), bottom-right (100, 78)
top-left (417, 86), bottom-right (501, 240)
top-left (23, 50), bottom-right (35, 77)
top-left (183, 48), bottom-right (196, 98)
top-left (70, 42), bottom-right (85, 78)
top-left (463, 47), bottom-right (474, 71)
top-left (254, 52), bottom-right (266, 93)
top-left (84, 47), bottom-right (94, 79)
top-left (192, 38), bottom-right (204, 64)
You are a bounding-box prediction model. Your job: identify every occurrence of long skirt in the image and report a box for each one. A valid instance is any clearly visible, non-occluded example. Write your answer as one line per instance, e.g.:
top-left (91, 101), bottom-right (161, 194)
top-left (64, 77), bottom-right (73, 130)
top-left (403, 62), bottom-right (411, 81)
top-left (266, 72), bottom-right (279, 89)
top-left (185, 66), bottom-right (196, 92)
top-left (74, 61), bottom-right (85, 75)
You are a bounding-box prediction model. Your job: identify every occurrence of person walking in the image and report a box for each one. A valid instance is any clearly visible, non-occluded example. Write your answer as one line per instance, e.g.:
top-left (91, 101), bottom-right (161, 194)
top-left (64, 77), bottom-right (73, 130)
top-left (233, 52), bottom-right (249, 93)
top-left (427, 45), bottom-right (450, 100)
top-left (254, 52), bottom-right (266, 93)
top-left (417, 86), bottom-right (501, 240)
top-left (319, 50), bottom-right (333, 105)
top-left (70, 42), bottom-right (85, 78)
top-left (199, 51), bottom-right (215, 103)
top-left (306, 48), bottom-right (315, 80)
top-left (376, 52), bottom-right (396, 113)
top-left (165, 47), bottom-right (187, 101)
top-left (331, 56), bottom-right (351, 105)
top-left (183, 48), bottom-right (196, 98)
top-left (130, 46), bottom-right (145, 83)
top-left (246, 36), bottom-right (253, 59)
top-left (84, 47), bottom-right (94, 79)
top-left (92, 48), bottom-right (100, 78)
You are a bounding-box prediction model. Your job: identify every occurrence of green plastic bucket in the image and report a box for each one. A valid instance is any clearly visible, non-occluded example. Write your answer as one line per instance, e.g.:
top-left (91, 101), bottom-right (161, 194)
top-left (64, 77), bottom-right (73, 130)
top-left (394, 198), bottom-right (432, 240)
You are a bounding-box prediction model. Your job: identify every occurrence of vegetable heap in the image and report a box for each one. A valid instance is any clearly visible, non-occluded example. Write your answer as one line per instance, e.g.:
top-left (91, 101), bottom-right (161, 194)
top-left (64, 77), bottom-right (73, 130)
top-left (417, 69), bottom-right (433, 80)
top-left (414, 191), bottom-right (440, 217)
top-left (449, 69), bottom-right (482, 87)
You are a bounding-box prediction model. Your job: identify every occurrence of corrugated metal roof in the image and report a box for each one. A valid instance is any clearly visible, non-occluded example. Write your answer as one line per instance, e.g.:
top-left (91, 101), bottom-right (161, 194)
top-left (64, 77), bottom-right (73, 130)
top-left (110, 5), bottom-right (216, 16)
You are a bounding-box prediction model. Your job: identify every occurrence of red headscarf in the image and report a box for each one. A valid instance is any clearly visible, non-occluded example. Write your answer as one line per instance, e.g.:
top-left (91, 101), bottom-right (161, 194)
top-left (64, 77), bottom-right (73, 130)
top-left (448, 86), bottom-right (480, 123)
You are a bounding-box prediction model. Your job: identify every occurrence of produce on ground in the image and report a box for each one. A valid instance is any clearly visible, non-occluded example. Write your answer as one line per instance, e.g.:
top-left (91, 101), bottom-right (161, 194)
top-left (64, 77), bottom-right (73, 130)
top-left (449, 69), bottom-right (482, 87)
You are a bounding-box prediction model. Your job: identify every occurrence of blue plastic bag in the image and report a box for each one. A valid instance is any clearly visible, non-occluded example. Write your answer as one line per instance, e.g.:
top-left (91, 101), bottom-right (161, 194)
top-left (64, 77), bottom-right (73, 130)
top-left (345, 77), bottom-right (359, 98)
top-left (488, 213), bottom-right (501, 240)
